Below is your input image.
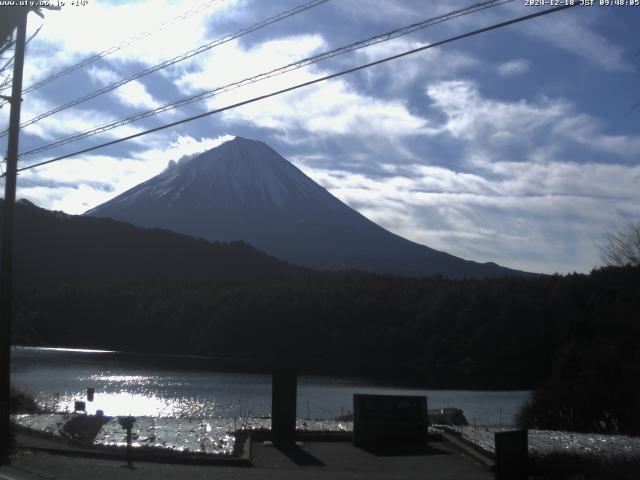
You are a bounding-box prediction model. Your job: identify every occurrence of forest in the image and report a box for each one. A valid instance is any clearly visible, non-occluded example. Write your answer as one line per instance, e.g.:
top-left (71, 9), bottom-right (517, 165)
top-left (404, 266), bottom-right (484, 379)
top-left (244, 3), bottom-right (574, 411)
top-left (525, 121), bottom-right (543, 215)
top-left (5, 200), bottom-right (640, 434)
top-left (14, 265), bottom-right (640, 434)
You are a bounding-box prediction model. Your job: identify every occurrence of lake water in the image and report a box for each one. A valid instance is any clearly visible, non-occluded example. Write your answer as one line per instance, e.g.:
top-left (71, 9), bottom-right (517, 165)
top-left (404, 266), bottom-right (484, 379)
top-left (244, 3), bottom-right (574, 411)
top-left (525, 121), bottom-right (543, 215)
top-left (11, 346), bottom-right (530, 426)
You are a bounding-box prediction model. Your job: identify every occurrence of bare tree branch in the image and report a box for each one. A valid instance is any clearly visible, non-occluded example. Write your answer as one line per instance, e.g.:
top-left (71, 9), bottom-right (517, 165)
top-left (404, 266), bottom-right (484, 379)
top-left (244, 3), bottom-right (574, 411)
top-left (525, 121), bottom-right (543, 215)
top-left (601, 221), bottom-right (640, 267)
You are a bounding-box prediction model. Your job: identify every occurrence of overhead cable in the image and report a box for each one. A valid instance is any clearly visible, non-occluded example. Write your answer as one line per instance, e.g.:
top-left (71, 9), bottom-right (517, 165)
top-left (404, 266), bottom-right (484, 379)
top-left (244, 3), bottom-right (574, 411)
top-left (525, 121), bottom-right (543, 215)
top-left (0, 24), bottom-right (43, 93)
top-left (1, 0), bottom-right (331, 136)
top-left (19, 0), bottom-right (512, 155)
top-left (0, 0), bottom-right (224, 109)
top-left (8, 3), bottom-right (578, 177)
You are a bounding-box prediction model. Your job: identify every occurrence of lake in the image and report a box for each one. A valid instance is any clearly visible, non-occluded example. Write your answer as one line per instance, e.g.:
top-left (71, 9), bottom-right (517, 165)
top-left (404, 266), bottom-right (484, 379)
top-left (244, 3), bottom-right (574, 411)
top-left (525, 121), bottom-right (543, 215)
top-left (11, 346), bottom-right (530, 425)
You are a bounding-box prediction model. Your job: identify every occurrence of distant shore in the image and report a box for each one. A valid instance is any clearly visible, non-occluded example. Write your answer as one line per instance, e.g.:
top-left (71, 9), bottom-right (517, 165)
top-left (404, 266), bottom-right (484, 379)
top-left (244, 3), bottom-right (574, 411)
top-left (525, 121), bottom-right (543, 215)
top-left (10, 344), bottom-right (534, 391)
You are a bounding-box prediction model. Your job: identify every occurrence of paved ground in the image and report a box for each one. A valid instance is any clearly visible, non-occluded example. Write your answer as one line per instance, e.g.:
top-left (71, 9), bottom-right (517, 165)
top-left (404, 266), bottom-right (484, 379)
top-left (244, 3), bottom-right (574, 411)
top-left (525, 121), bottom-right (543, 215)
top-left (1, 439), bottom-right (494, 480)
top-left (10, 432), bottom-right (92, 453)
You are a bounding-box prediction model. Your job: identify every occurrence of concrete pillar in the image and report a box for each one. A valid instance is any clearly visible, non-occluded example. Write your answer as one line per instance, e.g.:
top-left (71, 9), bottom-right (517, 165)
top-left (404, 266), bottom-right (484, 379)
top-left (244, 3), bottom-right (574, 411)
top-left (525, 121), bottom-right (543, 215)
top-left (271, 371), bottom-right (297, 445)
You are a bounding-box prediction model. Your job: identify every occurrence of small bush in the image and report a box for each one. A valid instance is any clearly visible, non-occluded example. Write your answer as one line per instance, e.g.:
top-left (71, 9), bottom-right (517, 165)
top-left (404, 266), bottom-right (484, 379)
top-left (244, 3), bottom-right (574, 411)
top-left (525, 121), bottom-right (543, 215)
top-left (9, 386), bottom-right (41, 414)
top-left (517, 341), bottom-right (640, 436)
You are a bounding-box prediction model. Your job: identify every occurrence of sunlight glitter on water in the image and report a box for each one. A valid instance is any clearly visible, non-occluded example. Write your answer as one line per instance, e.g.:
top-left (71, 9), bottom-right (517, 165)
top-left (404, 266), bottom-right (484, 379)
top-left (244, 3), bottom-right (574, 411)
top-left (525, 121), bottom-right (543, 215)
top-left (38, 347), bottom-right (117, 354)
top-left (52, 391), bottom-right (188, 417)
top-left (96, 417), bottom-right (237, 455)
top-left (91, 375), bottom-right (153, 383)
top-left (12, 413), bottom-right (353, 456)
top-left (12, 346), bottom-right (531, 424)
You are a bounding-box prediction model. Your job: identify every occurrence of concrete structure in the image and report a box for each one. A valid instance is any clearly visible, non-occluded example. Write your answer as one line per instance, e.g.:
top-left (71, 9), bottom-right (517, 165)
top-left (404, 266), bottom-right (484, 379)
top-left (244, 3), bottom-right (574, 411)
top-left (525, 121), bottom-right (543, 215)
top-left (271, 372), bottom-right (297, 445)
top-left (353, 394), bottom-right (428, 449)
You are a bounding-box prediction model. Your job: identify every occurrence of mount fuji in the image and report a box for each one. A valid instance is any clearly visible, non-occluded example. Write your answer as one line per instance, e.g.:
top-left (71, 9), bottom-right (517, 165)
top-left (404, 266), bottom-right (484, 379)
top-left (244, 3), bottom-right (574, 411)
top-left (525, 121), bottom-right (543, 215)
top-left (86, 136), bottom-right (529, 278)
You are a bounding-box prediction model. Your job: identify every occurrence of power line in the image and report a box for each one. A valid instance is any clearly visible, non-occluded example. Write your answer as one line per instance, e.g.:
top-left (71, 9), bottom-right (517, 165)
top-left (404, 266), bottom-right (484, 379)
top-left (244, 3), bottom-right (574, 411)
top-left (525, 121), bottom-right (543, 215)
top-left (19, 0), bottom-right (513, 156)
top-left (12, 0), bottom-right (222, 97)
top-left (0, 24), bottom-right (42, 94)
top-left (0, 0), bottom-right (224, 110)
top-left (1, 0), bottom-right (331, 136)
top-left (0, 39), bottom-right (16, 56)
top-left (8, 3), bottom-right (578, 177)
top-left (0, 74), bottom-right (13, 93)
top-left (0, 55), bottom-right (15, 82)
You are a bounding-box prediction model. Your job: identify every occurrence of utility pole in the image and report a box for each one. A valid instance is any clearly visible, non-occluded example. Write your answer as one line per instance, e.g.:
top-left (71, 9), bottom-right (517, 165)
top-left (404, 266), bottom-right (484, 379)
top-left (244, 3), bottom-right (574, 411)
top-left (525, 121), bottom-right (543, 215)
top-left (0, 8), bottom-right (28, 461)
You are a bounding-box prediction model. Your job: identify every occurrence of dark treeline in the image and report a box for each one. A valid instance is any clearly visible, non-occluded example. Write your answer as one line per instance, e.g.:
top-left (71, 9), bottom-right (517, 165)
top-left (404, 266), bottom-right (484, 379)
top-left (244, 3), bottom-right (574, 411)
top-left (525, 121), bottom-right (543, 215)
top-left (2, 199), bottom-right (305, 288)
top-left (15, 266), bottom-right (640, 395)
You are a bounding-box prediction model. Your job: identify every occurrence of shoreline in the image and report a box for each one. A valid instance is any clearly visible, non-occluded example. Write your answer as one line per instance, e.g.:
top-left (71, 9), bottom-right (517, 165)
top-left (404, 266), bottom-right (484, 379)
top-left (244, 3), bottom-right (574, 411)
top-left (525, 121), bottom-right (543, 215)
top-left (12, 414), bottom-right (640, 480)
top-left (10, 412), bottom-right (355, 457)
top-left (11, 344), bottom-right (535, 392)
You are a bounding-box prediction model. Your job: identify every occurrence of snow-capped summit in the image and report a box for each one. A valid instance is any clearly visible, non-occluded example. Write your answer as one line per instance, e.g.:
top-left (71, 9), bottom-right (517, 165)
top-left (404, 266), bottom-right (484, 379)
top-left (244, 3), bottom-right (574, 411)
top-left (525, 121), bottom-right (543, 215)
top-left (86, 136), bottom-right (528, 278)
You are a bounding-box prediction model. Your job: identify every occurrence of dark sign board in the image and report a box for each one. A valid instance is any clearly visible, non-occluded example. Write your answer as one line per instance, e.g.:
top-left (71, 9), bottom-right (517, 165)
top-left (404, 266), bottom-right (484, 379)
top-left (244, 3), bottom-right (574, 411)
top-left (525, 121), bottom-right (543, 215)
top-left (495, 429), bottom-right (528, 480)
top-left (353, 394), bottom-right (428, 448)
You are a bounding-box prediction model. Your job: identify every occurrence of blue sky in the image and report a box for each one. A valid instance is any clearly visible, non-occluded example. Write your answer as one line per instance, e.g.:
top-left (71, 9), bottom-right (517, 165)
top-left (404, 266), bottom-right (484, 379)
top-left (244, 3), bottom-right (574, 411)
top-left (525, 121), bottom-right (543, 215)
top-left (1, 0), bottom-right (639, 274)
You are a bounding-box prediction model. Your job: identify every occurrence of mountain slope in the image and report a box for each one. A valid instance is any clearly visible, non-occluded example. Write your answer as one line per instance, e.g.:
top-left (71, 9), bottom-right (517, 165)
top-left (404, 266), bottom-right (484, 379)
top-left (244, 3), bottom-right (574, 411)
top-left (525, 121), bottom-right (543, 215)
top-left (87, 136), bottom-right (531, 278)
top-left (1, 199), bottom-right (303, 288)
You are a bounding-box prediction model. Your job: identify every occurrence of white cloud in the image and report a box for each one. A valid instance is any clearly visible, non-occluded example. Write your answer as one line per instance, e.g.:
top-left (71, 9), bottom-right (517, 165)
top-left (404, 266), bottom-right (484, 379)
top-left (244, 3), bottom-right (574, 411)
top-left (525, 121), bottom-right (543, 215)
top-left (425, 80), bottom-right (565, 145)
top-left (424, 80), bottom-right (640, 159)
top-left (25, 0), bottom-right (235, 73)
top-left (551, 113), bottom-right (640, 158)
top-left (18, 134), bottom-right (234, 214)
top-left (522, 12), bottom-right (627, 71)
top-left (85, 67), bottom-right (162, 110)
top-left (87, 66), bottom-right (119, 86)
top-left (175, 34), bottom-right (327, 93)
top-left (296, 158), bottom-right (640, 274)
top-left (497, 59), bottom-right (530, 76)
top-left (353, 38), bottom-right (479, 94)
top-left (334, 0), bottom-right (483, 27)
top-left (226, 76), bottom-right (428, 137)
top-left (174, 36), bottom-right (430, 139)
top-left (113, 80), bottom-right (161, 110)
top-left (15, 0), bottom-right (241, 133)
top-left (337, 1), bottom-right (628, 72)
top-left (18, 183), bottom-right (116, 215)
top-left (17, 94), bottom-right (145, 144)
